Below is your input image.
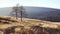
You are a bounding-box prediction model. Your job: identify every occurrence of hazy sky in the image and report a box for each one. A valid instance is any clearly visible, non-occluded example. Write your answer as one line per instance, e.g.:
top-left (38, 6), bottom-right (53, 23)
top-left (0, 0), bottom-right (60, 9)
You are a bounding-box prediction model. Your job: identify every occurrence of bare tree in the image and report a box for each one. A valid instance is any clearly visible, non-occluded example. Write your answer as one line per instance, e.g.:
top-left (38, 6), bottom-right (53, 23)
top-left (10, 4), bottom-right (19, 19)
top-left (19, 6), bottom-right (27, 21)
top-left (10, 4), bottom-right (27, 22)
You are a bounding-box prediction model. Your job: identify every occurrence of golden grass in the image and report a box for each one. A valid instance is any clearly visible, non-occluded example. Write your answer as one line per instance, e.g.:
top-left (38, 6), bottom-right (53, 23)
top-left (0, 16), bottom-right (60, 34)
top-left (0, 16), bottom-right (60, 29)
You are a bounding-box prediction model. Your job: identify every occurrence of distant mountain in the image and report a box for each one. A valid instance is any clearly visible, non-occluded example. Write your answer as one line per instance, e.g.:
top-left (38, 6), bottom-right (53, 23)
top-left (0, 6), bottom-right (60, 22)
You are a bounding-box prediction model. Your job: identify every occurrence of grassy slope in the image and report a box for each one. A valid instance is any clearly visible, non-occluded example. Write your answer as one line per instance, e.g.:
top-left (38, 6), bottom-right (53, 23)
top-left (0, 16), bottom-right (60, 30)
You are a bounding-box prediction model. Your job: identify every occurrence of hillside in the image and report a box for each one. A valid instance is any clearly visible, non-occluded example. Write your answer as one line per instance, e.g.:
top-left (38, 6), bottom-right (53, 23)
top-left (0, 16), bottom-right (60, 34)
top-left (0, 6), bottom-right (60, 21)
top-left (0, 16), bottom-right (60, 29)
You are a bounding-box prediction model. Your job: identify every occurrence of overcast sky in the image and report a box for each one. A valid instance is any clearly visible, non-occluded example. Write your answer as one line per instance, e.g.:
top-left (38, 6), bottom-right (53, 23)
top-left (0, 0), bottom-right (60, 9)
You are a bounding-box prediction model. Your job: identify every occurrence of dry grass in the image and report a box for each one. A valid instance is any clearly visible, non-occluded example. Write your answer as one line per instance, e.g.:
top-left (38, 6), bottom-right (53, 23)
top-left (0, 16), bottom-right (60, 34)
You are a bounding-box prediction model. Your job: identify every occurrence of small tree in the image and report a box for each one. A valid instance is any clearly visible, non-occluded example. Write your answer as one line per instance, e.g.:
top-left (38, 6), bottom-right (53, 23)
top-left (10, 4), bottom-right (27, 22)
top-left (18, 6), bottom-right (27, 22)
top-left (10, 4), bottom-right (19, 19)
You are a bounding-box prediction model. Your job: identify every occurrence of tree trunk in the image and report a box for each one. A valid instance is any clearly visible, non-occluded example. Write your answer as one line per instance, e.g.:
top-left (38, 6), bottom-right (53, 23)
top-left (21, 11), bottom-right (22, 22)
top-left (16, 11), bottom-right (18, 19)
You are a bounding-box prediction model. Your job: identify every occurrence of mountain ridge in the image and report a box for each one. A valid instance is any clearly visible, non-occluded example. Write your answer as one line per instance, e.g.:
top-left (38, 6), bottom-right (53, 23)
top-left (0, 6), bottom-right (60, 22)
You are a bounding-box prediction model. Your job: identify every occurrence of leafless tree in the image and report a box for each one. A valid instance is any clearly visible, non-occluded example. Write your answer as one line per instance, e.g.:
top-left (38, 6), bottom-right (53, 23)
top-left (10, 4), bottom-right (27, 22)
